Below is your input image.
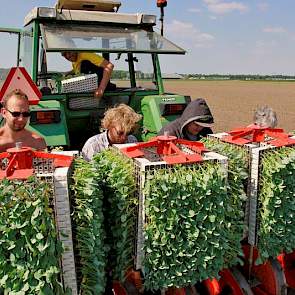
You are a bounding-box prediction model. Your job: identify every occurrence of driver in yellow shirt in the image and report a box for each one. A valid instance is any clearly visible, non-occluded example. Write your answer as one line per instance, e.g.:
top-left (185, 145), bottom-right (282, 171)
top-left (62, 51), bottom-right (114, 99)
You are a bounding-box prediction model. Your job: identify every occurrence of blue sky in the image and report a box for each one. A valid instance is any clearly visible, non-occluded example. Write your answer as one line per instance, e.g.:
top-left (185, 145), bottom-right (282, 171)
top-left (0, 0), bottom-right (295, 74)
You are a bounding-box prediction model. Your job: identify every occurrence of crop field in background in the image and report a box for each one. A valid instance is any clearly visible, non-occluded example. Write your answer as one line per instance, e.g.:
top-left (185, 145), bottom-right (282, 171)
top-left (0, 79), bottom-right (294, 132)
top-left (163, 80), bottom-right (295, 133)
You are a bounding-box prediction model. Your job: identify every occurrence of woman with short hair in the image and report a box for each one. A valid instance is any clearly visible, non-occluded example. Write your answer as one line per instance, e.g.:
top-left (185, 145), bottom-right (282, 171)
top-left (82, 104), bottom-right (142, 161)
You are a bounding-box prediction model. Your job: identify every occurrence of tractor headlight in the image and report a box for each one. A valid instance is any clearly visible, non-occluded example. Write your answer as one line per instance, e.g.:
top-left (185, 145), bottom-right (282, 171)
top-left (38, 7), bottom-right (57, 19)
top-left (142, 14), bottom-right (157, 25)
top-left (30, 110), bottom-right (61, 124)
top-left (160, 103), bottom-right (187, 116)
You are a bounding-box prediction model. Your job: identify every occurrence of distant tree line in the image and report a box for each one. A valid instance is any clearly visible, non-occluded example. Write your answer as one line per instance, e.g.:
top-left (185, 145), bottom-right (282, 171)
top-left (0, 68), bottom-right (294, 81)
top-left (112, 70), bottom-right (130, 79)
top-left (111, 70), bottom-right (153, 79)
top-left (183, 73), bottom-right (295, 81)
top-left (112, 71), bottom-right (295, 80)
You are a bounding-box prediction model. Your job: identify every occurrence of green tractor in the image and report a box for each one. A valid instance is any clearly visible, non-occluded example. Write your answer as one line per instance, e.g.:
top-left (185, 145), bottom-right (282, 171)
top-left (0, 0), bottom-right (189, 149)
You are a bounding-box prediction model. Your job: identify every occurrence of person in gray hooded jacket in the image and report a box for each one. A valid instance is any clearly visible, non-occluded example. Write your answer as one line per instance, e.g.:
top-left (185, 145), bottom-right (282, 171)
top-left (158, 98), bottom-right (214, 141)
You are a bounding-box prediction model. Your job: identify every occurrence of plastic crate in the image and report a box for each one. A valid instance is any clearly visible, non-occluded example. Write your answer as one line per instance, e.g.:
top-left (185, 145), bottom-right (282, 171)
top-left (35, 154), bottom-right (78, 295)
top-left (115, 143), bottom-right (228, 271)
top-left (53, 166), bottom-right (78, 295)
top-left (207, 133), bottom-right (257, 244)
top-left (247, 142), bottom-right (295, 248)
top-left (207, 133), bottom-right (295, 246)
top-left (61, 74), bottom-right (98, 93)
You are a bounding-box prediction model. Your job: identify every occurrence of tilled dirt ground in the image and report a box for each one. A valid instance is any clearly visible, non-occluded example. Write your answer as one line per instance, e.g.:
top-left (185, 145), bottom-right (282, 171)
top-left (163, 80), bottom-right (295, 133)
top-left (1, 79), bottom-right (294, 132)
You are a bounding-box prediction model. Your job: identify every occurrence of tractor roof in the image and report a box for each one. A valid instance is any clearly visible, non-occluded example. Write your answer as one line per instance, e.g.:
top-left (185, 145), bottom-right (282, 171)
top-left (24, 4), bottom-right (185, 55)
top-left (24, 7), bottom-right (156, 27)
top-left (56, 0), bottom-right (122, 12)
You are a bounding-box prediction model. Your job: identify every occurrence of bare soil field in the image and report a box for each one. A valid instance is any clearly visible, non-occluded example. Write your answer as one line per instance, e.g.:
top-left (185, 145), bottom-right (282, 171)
top-left (1, 79), bottom-right (294, 132)
top-left (163, 80), bottom-right (295, 133)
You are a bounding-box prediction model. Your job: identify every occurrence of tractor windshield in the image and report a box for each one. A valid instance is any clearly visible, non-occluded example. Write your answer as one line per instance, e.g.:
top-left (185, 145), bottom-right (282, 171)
top-left (42, 51), bottom-right (157, 91)
top-left (38, 22), bottom-right (184, 94)
top-left (40, 23), bottom-right (185, 54)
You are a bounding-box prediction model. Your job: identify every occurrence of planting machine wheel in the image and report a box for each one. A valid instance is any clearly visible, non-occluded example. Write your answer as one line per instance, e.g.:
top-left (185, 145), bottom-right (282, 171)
top-left (125, 269), bottom-right (143, 291)
top-left (113, 269), bottom-right (143, 295)
top-left (184, 286), bottom-right (198, 295)
top-left (202, 268), bottom-right (253, 295)
top-left (242, 245), bottom-right (287, 295)
top-left (202, 278), bottom-right (220, 294)
top-left (112, 281), bottom-right (140, 295)
top-left (113, 281), bottom-right (128, 295)
top-left (277, 250), bottom-right (295, 290)
top-left (165, 286), bottom-right (198, 295)
top-left (123, 281), bottom-right (141, 295)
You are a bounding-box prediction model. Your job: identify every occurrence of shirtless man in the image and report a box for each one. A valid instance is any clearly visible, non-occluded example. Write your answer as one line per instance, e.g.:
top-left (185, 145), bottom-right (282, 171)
top-left (0, 89), bottom-right (46, 152)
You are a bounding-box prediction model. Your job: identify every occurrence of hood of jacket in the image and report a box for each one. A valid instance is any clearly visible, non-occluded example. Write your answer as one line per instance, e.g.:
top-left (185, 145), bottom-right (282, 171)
top-left (179, 98), bottom-right (214, 134)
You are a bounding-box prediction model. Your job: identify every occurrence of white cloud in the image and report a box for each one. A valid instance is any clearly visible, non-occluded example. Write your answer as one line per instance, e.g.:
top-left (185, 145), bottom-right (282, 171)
top-left (188, 8), bottom-right (202, 13)
top-left (263, 27), bottom-right (286, 33)
top-left (203, 0), bottom-right (248, 14)
top-left (193, 33), bottom-right (215, 48)
top-left (204, 0), bottom-right (220, 4)
top-left (236, 41), bottom-right (245, 47)
top-left (252, 40), bottom-right (277, 55)
top-left (257, 2), bottom-right (269, 12)
top-left (209, 15), bottom-right (217, 20)
top-left (166, 20), bottom-right (215, 48)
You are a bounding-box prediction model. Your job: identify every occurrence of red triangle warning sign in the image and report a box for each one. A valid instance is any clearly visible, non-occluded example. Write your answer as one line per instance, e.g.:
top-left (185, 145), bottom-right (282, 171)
top-left (0, 67), bottom-right (41, 105)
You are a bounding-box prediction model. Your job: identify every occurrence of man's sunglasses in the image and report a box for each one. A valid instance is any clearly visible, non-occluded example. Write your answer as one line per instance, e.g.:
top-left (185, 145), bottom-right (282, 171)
top-left (6, 109), bottom-right (31, 118)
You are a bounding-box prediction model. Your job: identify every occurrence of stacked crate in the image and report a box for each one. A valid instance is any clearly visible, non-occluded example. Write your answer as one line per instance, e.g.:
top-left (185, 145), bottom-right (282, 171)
top-left (35, 154), bottom-right (78, 295)
top-left (53, 167), bottom-right (78, 295)
top-left (111, 141), bottom-right (248, 289)
top-left (0, 152), bottom-right (78, 294)
top-left (129, 145), bottom-right (228, 271)
top-left (61, 74), bottom-right (98, 93)
top-left (206, 131), bottom-right (295, 263)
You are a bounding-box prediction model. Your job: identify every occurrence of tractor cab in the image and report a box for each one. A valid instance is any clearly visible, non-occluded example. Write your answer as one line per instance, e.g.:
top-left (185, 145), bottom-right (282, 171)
top-left (0, 0), bottom-right (189, 149)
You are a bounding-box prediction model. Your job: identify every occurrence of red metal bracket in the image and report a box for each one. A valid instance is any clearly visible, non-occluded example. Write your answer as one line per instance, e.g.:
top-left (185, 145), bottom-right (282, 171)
top-left (277, 250), bottom-right (295, 288)
top-left (221, 125), bottom-right (295, 147)
top-left (124, 268), bottom-right (142, 291)
top-left (202, 278), bottom-right (221, 294)
top-left (0, 146), bottom-right (73, 180)
top-left (202, 268), bottom-right (253, 295)
top-left (112, 281), bottom-right (128, 295)
top-left (120, 135), bottom-right (207, 164)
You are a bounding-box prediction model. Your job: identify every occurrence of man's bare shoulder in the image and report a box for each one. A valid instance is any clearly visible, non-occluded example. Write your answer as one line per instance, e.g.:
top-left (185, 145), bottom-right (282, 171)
top-left (24, 129), bottom-right (47, 150)
top-left (0, 127), bottom-right (5, 136)
top-left (29, 130), bottom-right (44, 140)
top-left (0, 127), bottom-right (9, 145)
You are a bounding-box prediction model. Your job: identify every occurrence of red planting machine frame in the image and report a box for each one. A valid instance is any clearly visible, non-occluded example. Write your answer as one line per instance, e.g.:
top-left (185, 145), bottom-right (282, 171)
top-left (0, 145), bottom-right (73, 179)
top-left (221, 124), bottom-right (295, 147)
top-left (120, 134), bottom-right (207, 164)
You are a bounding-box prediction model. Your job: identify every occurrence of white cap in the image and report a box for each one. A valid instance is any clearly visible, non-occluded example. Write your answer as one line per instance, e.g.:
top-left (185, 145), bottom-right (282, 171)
top-left (193, 121), bottom-right (214, 128)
